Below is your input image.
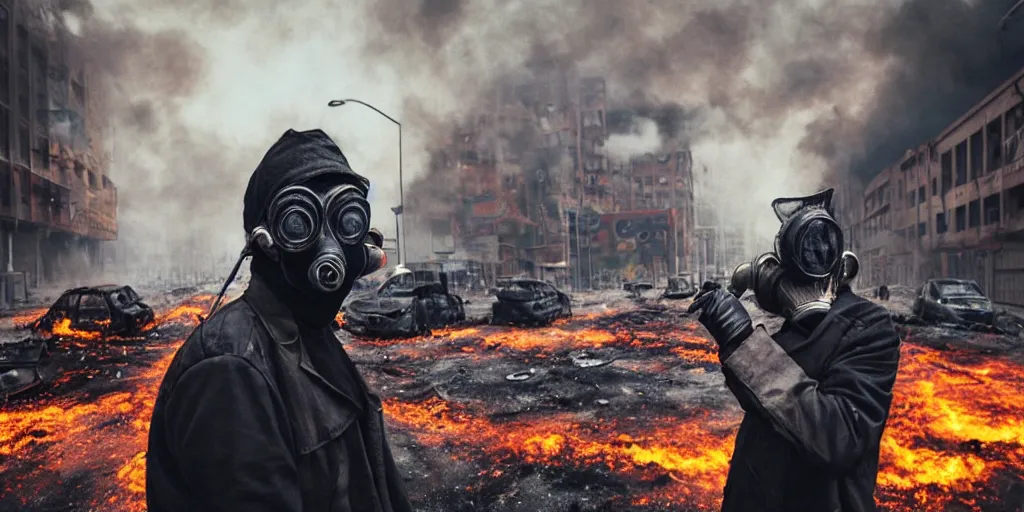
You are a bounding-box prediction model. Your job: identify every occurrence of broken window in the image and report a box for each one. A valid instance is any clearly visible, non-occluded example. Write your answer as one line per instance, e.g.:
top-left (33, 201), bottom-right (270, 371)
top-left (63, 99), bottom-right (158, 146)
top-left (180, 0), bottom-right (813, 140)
top-left (932, 177), bottom-right (938, 196)
top-left (955, 141), bottom-right (967, 186)
top-left (17, 121), bottom-right (28, 165)
top-left (955, 205), bottom-right (966, 232)
top-left (1006, 102), bottom-right (1024, 165)
top-left (969, 130), bottom-right (983, 179)
top-left (968, 199), bottom-right (980, 228)
top-left (987, 118), bottom-right (1003, 171)
top-left (918, 186), bottom-right (926, 205)
top-left (941, 151), bottom-right (952, 194)
top-left (936, 212), bottom-right (948, 234)
top-left (15, 24), bottom-right (26, 71)
top-left (0, 6), bottom-right (8, 54)
top-left (983, 194), bottom-right (1000, 225)
top-left (0, 163), bottom-right (8, 208)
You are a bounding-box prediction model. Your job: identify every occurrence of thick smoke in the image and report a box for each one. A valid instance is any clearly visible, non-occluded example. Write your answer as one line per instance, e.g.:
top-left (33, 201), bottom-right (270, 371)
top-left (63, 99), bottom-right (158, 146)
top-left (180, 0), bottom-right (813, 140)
top-left (37, 0), bottom-right (1024, 283)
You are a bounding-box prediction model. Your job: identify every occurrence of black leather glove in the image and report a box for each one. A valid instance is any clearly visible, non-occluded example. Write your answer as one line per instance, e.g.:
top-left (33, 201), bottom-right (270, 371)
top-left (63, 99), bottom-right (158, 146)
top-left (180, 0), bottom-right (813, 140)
top-left (688, 286), bottom-right (754, 360)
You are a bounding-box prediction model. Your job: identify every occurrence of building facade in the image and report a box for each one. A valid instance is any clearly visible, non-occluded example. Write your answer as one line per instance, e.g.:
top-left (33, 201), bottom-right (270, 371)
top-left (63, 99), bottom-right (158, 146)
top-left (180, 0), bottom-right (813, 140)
top-left (854, 66), bottom-right (1024, 306)
top-left (407, 71), bottom-right (697, 289)
top-left (0, 1), bottom-right (116, 305)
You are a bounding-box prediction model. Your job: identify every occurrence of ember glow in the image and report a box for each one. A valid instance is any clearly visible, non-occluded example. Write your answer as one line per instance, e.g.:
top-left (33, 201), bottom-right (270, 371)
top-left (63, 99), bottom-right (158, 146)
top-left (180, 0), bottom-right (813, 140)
top-left (0, 298), bottom-right (1021, 511)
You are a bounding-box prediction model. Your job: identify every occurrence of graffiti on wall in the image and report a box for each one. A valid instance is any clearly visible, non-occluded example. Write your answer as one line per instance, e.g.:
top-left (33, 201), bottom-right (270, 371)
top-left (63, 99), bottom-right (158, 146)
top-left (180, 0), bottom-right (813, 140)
top-left (573, 209), bottom-right (674, 270)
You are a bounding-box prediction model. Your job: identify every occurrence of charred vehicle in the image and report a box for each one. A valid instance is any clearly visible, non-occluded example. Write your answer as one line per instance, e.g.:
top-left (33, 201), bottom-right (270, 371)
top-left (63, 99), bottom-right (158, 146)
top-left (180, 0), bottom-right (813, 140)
top-left (0, 338), bottom-right (48, 397)
top-left (662, 274), bottom-right (697, 300)
top-left (623, 281), bottom-right (654, 299)
top-left (913, 278), bottom-right (995, 326)
top-left (491, 279), bottom-right (572, 326)
top-left (342, 267), bottom-right (466, 338)
top-left (31, 285), bottom-right (156, 338)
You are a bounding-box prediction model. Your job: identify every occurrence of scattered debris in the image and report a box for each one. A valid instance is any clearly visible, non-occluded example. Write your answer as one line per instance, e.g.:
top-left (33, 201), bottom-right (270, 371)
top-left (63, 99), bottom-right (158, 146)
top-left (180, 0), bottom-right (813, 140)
top-left (505, 370), bottom-right (535, 381)
top-left (0, 338), bottom-right (47, 397)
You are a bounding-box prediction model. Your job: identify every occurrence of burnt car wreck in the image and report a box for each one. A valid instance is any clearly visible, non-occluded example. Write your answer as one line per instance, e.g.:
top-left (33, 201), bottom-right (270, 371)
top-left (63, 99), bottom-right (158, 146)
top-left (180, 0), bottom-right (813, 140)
top-left (491, 279), bottom-right (572, 326)
top-left (31, 285), bottom-right (155, 339)
top-left (912, 278), bottom-right (994, 326)
top-left (342, 267), bottom-right (466, 338)
top-left (0, 338), bottom-right (47, 398)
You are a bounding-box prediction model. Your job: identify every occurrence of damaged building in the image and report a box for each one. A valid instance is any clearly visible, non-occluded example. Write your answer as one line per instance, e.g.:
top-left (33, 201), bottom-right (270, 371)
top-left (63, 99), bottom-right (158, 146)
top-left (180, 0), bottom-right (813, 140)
top-left (0, 1), bottom-right (116, 308)
top-left (406, 71), bottom-right (697, 290)
top-left (855, 65), bottom-right (1024, 307)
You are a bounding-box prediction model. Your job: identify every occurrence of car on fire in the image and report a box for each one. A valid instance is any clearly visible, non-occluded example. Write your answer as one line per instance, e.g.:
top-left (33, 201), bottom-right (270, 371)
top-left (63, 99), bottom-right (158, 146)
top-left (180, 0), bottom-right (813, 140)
top-left (912, 278), bottom-right (995, 326)
top-left (341, 266), bottom-right (466, 338)
top-left (30, 285), bottom-right (156, 338)
top-left (491, 278), bottom-right (572, 326)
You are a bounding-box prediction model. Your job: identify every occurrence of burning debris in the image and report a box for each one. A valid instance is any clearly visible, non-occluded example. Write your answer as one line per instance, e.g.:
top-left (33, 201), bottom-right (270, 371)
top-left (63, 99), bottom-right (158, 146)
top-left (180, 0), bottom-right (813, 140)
top-left (491, 279), bottom-right (572, 327)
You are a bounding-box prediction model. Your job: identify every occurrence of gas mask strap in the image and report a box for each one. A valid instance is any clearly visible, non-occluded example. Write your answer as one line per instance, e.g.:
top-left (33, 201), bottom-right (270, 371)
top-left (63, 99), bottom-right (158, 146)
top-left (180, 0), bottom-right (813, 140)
top-left (206, 242), bottom-right (254, 319)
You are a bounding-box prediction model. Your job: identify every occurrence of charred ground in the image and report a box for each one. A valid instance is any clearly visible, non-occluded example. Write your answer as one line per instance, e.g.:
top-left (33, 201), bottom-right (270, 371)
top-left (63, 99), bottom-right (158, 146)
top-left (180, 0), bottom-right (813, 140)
top-left (0, 291), bottom-right (1022, 511)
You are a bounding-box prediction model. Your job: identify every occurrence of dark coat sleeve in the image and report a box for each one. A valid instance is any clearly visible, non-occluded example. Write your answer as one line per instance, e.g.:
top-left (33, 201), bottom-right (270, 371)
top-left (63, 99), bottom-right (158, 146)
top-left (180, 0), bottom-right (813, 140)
top-left (721, 314), bottom-right (901, 474)
top-left (163, 355), bottom-right (301, 512)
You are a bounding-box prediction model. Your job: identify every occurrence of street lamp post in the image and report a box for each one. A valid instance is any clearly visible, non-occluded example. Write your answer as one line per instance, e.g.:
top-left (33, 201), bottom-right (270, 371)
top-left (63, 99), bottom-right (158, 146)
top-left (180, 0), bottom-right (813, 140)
top-left (390, 205), bottom-right (402, 267)
top-left (328, 98), bottom-right (405, 265)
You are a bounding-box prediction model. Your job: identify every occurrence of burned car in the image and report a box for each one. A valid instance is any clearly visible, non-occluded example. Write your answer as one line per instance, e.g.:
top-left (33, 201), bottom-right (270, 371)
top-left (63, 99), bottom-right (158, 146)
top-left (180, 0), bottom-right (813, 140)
top-left (662, 274), bottom-right (698, 300)
top-left (491, 279), bottom-right (572, 326)
top-left (31, 285), bottom-right (156, 338)
top-left (0, 338), bottom-right (48, 397)
top-left (342, 268), bottom-right (466, 338)
top-left (912, 278), bottom-right (994, 326)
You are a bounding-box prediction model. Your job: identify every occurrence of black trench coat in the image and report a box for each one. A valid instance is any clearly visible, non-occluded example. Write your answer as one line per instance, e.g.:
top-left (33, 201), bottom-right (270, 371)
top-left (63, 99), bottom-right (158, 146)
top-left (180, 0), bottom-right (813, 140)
top-left (719, 288), bottom-right (901, 512)
top-left (146, 276), bottom-right (413, 512)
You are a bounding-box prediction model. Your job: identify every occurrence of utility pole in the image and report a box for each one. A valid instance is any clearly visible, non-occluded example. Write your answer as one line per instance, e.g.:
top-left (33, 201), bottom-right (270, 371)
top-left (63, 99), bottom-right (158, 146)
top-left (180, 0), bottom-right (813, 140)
top-left (574, 81), bottom-right (584, 291)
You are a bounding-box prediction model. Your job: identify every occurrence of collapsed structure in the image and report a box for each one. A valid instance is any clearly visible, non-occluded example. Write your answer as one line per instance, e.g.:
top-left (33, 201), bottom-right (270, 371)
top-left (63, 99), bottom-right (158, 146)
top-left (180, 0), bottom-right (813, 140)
top-left (403, 71), bottom-right (700, 291)
top-left (0, 1), bottom-right (116, 308)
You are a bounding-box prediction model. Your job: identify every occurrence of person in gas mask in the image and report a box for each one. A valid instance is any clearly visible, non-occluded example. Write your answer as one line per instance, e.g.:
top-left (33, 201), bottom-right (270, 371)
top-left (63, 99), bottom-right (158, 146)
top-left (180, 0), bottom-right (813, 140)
top-left (688, 189), bottom-right (901, 512)
top-left (146, 129), bottom-right (413, 512)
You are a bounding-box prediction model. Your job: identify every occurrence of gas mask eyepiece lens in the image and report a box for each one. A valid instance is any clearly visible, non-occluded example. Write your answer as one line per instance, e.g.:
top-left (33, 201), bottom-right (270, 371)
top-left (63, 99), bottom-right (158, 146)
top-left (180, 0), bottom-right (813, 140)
top-left (325, 185), bottom-right (371, 245)
top-left (268, 186), bottom-right (323, 253)
top-left (777, 208), bottom-right (844, 280)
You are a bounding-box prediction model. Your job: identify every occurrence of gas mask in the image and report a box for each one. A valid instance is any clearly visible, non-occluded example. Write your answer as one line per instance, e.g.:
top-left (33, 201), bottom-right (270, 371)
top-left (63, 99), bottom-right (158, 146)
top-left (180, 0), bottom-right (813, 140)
top-left (250, 183), bottom-right (382, 294)
top-left (729, 188), bottom-right (859, 328)
top-left (207, 182), bottom-right (386, 323)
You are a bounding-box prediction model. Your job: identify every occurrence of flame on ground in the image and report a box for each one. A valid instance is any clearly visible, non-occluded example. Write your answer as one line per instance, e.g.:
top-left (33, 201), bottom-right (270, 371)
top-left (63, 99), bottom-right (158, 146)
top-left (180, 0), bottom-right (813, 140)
top-left (0, 298), bottom-right (1021, 511)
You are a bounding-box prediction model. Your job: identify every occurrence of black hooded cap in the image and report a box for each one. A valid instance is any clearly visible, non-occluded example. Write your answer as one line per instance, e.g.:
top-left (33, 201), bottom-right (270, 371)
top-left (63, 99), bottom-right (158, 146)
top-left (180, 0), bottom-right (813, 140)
top-left (243, 129), bottom-right (369, 234)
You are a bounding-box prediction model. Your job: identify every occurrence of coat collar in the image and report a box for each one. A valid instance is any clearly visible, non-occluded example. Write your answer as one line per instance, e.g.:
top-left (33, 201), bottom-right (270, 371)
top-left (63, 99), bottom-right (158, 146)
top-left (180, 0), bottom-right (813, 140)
top-left (243, 275), bottom-right (365, 414)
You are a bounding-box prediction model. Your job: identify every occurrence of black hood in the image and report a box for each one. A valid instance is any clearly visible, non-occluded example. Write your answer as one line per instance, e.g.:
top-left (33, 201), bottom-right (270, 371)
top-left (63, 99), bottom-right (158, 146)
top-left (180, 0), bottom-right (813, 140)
top-left (243, 129), bottom-right (369, 235)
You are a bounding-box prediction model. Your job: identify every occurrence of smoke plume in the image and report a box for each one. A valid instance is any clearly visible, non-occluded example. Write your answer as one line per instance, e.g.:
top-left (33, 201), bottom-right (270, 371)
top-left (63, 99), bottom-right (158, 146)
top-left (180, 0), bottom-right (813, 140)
top-left (38, 0), bottom-right (1024, 281)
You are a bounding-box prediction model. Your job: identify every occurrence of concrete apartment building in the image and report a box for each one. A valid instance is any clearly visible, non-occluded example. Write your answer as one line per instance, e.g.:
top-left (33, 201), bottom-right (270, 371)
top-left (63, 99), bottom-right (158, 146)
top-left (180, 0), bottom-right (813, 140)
top-left (0, 2), bottom-right (116, 307)
top-left (407, 71), bottom-right (698, 289)
top-left (856, 66), bottom-right (1024, 306)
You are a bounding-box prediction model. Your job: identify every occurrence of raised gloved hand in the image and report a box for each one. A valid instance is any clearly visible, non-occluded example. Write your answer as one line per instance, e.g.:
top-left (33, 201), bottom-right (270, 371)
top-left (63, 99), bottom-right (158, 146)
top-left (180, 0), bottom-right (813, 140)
top-left (687, 284), bottom-right (754, 360)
